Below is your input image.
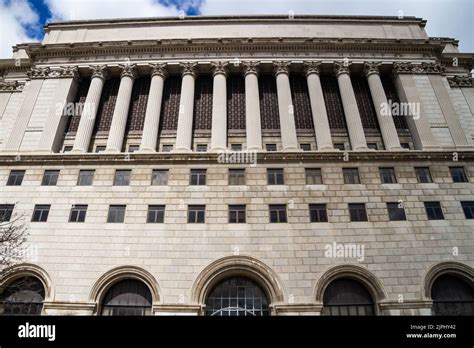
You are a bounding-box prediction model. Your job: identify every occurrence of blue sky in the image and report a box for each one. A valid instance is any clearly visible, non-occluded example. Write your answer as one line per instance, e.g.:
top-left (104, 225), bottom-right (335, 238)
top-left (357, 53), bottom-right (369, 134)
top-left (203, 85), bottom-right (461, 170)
top-left (1, 0), bottom-right (473, 58)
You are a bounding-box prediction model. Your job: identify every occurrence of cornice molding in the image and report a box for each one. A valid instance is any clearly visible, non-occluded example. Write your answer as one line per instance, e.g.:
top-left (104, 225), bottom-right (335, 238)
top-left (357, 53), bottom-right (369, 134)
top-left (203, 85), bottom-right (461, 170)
top-left (447, 75), bottom-right (473, 87)
top-left (0, 80), bottom-right (25, 93)
top-left (392, 61), bottom-right (446, 75)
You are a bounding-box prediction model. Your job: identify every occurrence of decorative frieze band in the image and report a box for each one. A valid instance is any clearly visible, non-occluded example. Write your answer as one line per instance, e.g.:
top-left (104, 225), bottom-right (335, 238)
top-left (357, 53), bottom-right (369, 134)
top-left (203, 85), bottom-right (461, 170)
top-left (27, 66), bottom-right (79, 79)
top-left (0, 80), bottom-right (25, 93)
top-left (392, 62), bottom-right (446, 75)
top-left (447, 75), bottom-right (473, 87)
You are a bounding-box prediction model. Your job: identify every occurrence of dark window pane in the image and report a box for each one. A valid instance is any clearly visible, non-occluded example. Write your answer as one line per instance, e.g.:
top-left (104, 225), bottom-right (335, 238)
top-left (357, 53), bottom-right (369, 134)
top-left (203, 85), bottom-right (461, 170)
top-left (107, 205), bottom-right (126, 223)
top-left (229, 205), bottom-right (246, 223)
top-left (322, 278), bottom-right (375, 316)
top-left (7, 170), bottom-right (25, 186)
top-left (349, 203), bottom-right (368, 222)
top-left (269, 205), bottom-right (287, 223)
top-left (379, 168), bottom-right (396, 184)
top-left (300, 143), bottom-right (311, 151)
top-left (78, 170), bottom-right (95, 186)
top-left (267, 169), bottom-right (284, 185)
top-left (69, 205), bottom-right (87, 223)
top-left (461, 201), bottom-right (474, 219)
top-left (424, 202), bottom-right (444, 220)
top-left (114, 170), bottom-right (131, 186)
top-left (41, 170), bottom-right (60, 186)
top-left (31, 205), bottom-right (50, 222)
top-left (188, 205), bottom-right (205, 223)
top-left (190, 169), bottom-right (207, 186)
top-left (229, 169), bottom-right (245, 185)
top-left (305, 168), bottom-right (323, 185)
top-left (450, 167), bottom-right (468, 183)
top-left (0, 204), bottom-right (14, 222)
top-left (266, 144), bottom-right (277, 151)
top-left (343, 168), bottom-right (360, 184)
top-left (309, 204), bottom-right (328, 222)
top-left (432, 275), bottom-right (474, 316)
top-left (147, 205), bottom-right (165, 223)
top-left (0, 277), bottom-right (45, 316)
top-left (101, 279), bottom-right (152, 316)
top-left (387, 202), bottom-right (406, 221)
top-left (415, 167), bottom-right (433, 183)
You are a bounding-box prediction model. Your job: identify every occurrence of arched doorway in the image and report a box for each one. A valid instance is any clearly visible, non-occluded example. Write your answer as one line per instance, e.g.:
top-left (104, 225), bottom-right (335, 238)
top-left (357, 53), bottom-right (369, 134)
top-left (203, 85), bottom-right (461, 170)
top-left (100, 279), bottom-right (152, 316)
top-left (205, 276), bottom-right (269, 316)
top-left (0, 276), bottom-right (45, 315)
top-left (322, 278), bottom-right (375, 316)
top-left (431, 274), bottom-right (474, 315)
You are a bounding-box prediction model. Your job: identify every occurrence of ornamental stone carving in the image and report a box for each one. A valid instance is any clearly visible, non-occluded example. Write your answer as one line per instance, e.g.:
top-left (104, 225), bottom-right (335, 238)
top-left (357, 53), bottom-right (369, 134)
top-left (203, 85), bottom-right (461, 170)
top-left (149, 63), bottom-right (168, 79)
top-left (242, 61), bottom-right (260, 76)
top-left (392, 62), bottom-right (446, 75)
top-left (303, 61), bottom-right (322, 76)
top-left (0, 80), bottom-right (25, 93)
top-left (273, 61), bottom-right (290, 76)
top-left (447, 75), bottom-right (473, 87)
top-left (180, 62), bottom-right (198, 77)
top-left (363, 62), bottom-right (382, 76)
top-left (119, 64), bottom-right (138, 79)
top-left (334, 61), bottom-right (351, 76)
top-left (27, 67), bottom-right (50, 79)
top-left (90, 65), bottom-right (108, 80)
top-left (211, 61), bottom-right (229, 77)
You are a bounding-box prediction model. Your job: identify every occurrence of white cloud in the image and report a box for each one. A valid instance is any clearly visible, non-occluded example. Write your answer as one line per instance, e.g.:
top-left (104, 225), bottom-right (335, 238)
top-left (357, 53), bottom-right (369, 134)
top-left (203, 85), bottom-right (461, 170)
top-left (44, 0), bottom-right (180, 21)
top-left (0, 0), bottom-right (39, 58)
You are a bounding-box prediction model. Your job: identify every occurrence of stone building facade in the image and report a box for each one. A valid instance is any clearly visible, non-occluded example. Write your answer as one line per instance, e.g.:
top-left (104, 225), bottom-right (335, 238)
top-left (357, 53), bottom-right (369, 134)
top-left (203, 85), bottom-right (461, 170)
top-left (0, 15), bottom-right (473, 316)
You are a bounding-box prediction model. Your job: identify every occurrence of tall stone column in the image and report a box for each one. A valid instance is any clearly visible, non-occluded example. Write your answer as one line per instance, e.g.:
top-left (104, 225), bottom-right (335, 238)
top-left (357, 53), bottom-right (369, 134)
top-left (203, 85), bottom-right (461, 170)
top-left (243, 62), bottom-right (262, 151)
top-left (274, 61), bottom-right (300, 151)
top-left (392, 62), bottom-right (438, 150)
top-left (335, 62), bottom-right (368, 150)
top-left (72, 65), bottom-right (108, 153)
top-left (210, 62), bottom-right (228, 152)
top-left (174, 62), bottom-right (197, 152)
top-left (37, 66), bottom-right (80, 153)
top-left (364, 62), bottom-right (402, 150)
top-left (106, 64), bottom-right (137, 152)
top-left (139, 63), bottom-right (167, 152)
top-left (304, 61), bottom-right (333, 150)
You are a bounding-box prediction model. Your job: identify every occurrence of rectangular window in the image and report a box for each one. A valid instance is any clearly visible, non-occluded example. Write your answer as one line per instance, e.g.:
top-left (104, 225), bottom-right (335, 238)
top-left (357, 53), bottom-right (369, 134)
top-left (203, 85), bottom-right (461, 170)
top-left (367, 143), bottom-right (378, 150)
top-left (300, 143), bottom-right (311, 151)
top-left (0, 204), bottom-right (14, 222)
top-left (230, 144), bottom-right (242, 151)
top-left (229, 205), bottom-right (246, 223)
top-left (69, 205), bottom-right (87, 223)
top-left (128, 145), bottom-right (139, 153)
top-left (379, 167), bottom-right (397, 184)
top-left (424, 202), bottom-right (444, 220)
top-left (41, 170), bottom-right (60, 186)
top-left (77, 170), bottom-right (95, 186)
top-left (309, 204), bottom-right (328, 222)
top-left (334, 143), bottom-right (345, 151)
top-left (267, 168), bottom-right (284, 185)
top-left (415, 167), bottom-right (433, 183)
top-left (32, 205), bottom-right (50, 222)
top-left (190, 169), bottom-right (207, 185)
top-left (349, 203), bottom-right (368, 222)
top-left (161, 144), bottom-right (173, 152)
top-left (269, 204), bottom-right (287, 223)
top-left (450, 167), bottom-right (468, 183)
top-left (107, 205), bottom-right (126, 223)
top-left (95, 145), bottom-right (106, 153)
top-left (387, 202), bottom-right (406, 221)
top-left (343, 168), bottom-right (360, 184)
top-left (63, 145), bottom-right (73, 153)
top-left (188, 205), bottom-right (205, 223)
top-left (7, 170), bottom-right (25, 186)
top-left (196, 144), bottom-right (207, 152)
top-left (305, 168), bottom-right (323, 185)
top-left (151, 170), bottom-right (169, 186)
top-left (266, 144), bottom-right (277, 152)
top-left (461, 201), bottom-right (474, 219)
top-left (147, 205), bottom-right (165, 223)
top-left (114, 170), bottom-right (131, 186)
top-left (229, 169), bottom-right (245, 185)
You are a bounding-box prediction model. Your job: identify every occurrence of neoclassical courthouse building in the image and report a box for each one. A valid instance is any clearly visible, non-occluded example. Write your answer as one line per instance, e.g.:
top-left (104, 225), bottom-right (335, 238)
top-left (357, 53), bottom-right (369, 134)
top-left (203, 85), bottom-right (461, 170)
top-left (0, 15), bottom-right (473, 316)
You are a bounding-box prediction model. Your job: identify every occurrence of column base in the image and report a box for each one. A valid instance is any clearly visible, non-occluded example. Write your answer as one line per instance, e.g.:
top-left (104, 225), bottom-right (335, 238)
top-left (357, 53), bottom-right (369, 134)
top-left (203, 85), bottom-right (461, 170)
top-left (317, 146), bottom-right (335, 152)
top-left (138, 148), bottom-right (157, 154)
top-left (172, 148), bottom-right (192, 153)
top-left (282, 147), bottom-right (303, 152)
top-left (210, 146), bottom-right (228, 153)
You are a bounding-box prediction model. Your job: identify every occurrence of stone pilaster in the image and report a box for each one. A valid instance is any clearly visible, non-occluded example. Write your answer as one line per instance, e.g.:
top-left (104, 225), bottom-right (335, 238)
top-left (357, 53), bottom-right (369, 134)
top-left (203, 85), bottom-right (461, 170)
top-left (334, 61), bottom-right (368, 150)
top-left (304, 61), bottom-right (333, 150)
top-left (106, 64), bottom-right (137, 152)
top-left (364, 62), bottom-right (401, 150)
top-left (72, 65), bottom-right (108, 153)
top-left (243, 61), bottom-right (262, 151)
top-left (140, 63), bottom-right (167, 152)
top-left (210, 62), bottom-right (228, 152)
top-left (274, 61), bottom-right (300, 151)
top-left (174, 62), bottom-right (197, 152)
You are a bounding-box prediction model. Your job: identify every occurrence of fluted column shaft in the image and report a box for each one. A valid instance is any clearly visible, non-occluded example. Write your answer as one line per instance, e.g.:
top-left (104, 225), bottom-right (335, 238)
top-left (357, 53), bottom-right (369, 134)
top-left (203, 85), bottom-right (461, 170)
top-left (140, 64), bottom-right (167, 152)
top-left (106, 65), bottom-right (137, 152)
top-left (304, 62), bottom-right (333, 150)
top-left (365, 63), bottom-right (401, 150)
top-left (335, 63), bottom-right (368, 150)
top-left (244, 62), bottom-right (262, 151)
top-left (174, 63), bottom-right (197, 152)
top-left (274, 62), bottom-right (300, 151)
top-left (210, 62), bottom-right (228, 151)
top-left (73, 66), bottom-right (107, 153)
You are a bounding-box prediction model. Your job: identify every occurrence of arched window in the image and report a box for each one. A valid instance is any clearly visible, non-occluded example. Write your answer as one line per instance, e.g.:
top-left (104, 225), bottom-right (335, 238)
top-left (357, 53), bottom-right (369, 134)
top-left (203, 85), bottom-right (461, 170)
top-left (0, 277), bottom-right (45, 315)
top-left (101, 279), bottom-right (152, 316)
top-left (205, 277), bottom-right (269, 316)
top-left (432, 274), bottom-right (474, 315)
top-left (322, 278), bottom-right (375, 316)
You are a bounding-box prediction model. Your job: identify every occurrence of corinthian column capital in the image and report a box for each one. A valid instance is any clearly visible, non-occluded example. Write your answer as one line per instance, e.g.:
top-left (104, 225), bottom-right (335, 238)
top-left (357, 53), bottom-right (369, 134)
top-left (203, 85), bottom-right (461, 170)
top-left (303, 61), bottom-right (322, 76)
top-left (334, 61), bottom-right (351, 76)
top-left (364, 62), bottom-right (382, 77)
top-left (90, 65), bottom-right (108, 80)
top-left (273, 61), bottom-right (290, 76)
top-left (211, 61), bottom-right (229, 77)
top-left (119, 64), bottom-right (138, 80)
top-left (243, 61), bottom-right (260, 77)
top-left (180, 62), bottom-right (198, 78)
top-left (149, 63), bottom-right (168, 79)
